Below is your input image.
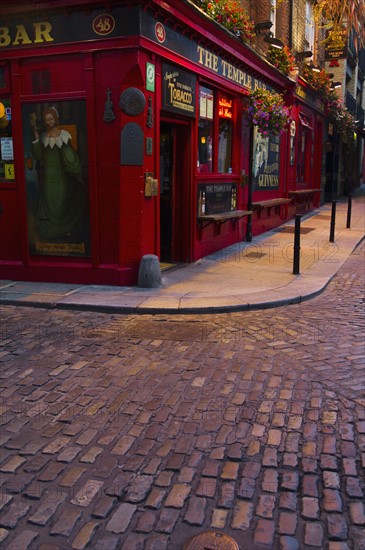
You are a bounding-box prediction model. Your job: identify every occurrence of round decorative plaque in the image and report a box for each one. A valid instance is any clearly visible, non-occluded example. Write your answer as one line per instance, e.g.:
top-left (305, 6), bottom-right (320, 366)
top-left (119, 88), bottom-right (146, 116)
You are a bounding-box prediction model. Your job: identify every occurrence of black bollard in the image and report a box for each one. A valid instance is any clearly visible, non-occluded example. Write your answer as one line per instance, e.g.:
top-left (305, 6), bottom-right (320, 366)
top-left (346, 194), bottom-right (352, 229)
top-left (329, 200), bottom-right (337, 242)
top-left (292, 214), bottom-right (302, 275)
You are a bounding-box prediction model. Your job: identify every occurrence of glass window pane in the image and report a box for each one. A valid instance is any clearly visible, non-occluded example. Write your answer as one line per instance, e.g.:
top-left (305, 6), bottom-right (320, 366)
top-left (0, 98), bottom-right (15, 182)
top-left (198, 118), bottom-right (213, 173)
top-left (198, 86), bottom-right (214, 173)
top-left (218, 94), bottom-right (233, 173)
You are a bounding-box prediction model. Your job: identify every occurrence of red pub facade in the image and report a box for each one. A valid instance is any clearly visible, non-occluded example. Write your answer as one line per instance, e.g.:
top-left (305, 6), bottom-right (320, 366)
top-left (0, 0), bottom-right (325, 286)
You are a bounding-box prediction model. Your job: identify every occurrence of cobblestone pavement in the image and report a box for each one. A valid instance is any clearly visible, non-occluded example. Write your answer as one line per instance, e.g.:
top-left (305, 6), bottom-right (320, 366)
top-left (0, 241), bottom-right (364, 550)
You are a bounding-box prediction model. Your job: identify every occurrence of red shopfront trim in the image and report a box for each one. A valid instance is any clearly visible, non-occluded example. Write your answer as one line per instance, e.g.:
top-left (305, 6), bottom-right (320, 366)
top-left (0, 0), bottom-right (297, 286)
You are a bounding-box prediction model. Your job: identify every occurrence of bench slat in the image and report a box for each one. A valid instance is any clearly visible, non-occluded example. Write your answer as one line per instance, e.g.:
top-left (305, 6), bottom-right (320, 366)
top-left (252, 198), bottom-right (291, 209)
top-left (197, 209), bottom-right (252, 222)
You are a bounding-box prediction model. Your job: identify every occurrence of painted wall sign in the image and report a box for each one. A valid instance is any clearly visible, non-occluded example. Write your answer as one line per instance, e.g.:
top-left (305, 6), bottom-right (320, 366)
top-left (0, 5), bottom-right (139, 48)
top-left (22, 100), bottom-right (91, 257)
top-left (1, 6), bottom-right (278, 95)
top-left (252, 128), bottom-right (280, 191)
top-left (141, 12), bottom-right (273, 93)
top-left (162, 64), bottom-right (196, 117)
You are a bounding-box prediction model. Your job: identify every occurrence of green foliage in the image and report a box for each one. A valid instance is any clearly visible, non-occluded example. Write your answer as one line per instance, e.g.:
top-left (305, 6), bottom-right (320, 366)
top-left (193, 0), bottom-right (256, 42)
top-left (247, 88), bottom-right (292, 137)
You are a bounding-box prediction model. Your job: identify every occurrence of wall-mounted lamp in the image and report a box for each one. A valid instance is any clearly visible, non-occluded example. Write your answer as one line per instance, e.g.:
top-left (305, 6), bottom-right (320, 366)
top-left (296, 50), bottom-right (313, 60)
top-left (264, 32), bottom-right (284, 49)
top-left (254, 20), bottom-right (273, 34)
top-left (330, 82), bottom-right (342, 89)
top-left (308, 62), bottom-right (321, 73)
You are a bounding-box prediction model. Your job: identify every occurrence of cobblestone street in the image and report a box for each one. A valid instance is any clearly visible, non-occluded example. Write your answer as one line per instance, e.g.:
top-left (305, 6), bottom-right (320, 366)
top-left (0, 241), bottom-right (364, 550)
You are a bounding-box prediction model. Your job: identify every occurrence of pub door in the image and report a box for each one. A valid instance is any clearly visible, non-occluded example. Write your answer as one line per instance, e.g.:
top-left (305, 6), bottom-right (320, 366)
top-left (159, 121), bottom-right (190, 263)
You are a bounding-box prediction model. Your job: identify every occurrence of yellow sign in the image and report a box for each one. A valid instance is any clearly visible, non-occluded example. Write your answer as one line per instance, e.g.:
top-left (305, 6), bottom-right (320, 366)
top-left (4, 163), bottom-right (15, 180)
top-left (0, 102), bottom-right (5, 118)
top-left (0, 22), bottom-right (54, 47)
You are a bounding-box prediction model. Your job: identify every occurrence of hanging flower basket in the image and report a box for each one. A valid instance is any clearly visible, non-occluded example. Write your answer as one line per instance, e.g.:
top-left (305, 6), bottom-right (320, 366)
top-left (192, 0), bottom-right (256, 42)
top-left (267, 46), bottom-right (296, 76)
top-left (327, 93), bottom-right (357, 136)
top-left (247, 88), bottom-right (291, 137)
top-left (301, 65), bottom-right (331, 99)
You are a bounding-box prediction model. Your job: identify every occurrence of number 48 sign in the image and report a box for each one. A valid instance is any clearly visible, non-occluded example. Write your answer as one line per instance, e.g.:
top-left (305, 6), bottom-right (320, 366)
top-left (146, 63), bottom-right (155, 92)
top-left (92, 14), bottom-right (115, 36)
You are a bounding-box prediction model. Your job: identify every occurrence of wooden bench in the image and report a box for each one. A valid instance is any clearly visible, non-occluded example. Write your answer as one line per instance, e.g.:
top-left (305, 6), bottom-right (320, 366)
top-left (289, 189), bottom-right (320, 214)
top-left (251, 198), bottom-right (292, 218)
top-left (197, 209), bottom-right (252, 230)
top-left (252, 198), bottom-right (292, 209)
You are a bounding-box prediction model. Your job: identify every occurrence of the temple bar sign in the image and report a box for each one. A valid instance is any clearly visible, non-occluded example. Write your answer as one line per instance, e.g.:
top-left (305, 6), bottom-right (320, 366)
top-left (325, 28), bottom-right (347, 60)
top-left (162, 64), bottom-right (196, 117)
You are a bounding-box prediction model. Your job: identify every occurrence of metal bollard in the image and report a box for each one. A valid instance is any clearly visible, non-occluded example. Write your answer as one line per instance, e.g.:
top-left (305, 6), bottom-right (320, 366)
top-left (329, 200), bottom-right (337, 242)
top-left (346, 194), bottom-right (352, 229)
top-left (292, 214), bottom-right (302, 275)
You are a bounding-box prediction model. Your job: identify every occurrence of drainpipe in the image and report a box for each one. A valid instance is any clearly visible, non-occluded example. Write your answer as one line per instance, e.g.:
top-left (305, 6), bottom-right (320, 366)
top-left (289, 0), bottom-right (293, 49)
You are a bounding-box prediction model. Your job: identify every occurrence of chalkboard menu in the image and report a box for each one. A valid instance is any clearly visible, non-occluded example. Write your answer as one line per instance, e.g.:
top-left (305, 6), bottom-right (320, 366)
top-left (198, 183), bottom-right (237, 215)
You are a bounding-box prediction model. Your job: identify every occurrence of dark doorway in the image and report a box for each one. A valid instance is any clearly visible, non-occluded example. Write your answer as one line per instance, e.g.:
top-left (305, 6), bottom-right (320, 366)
top-left (160, 121), bottom-right (190, 263)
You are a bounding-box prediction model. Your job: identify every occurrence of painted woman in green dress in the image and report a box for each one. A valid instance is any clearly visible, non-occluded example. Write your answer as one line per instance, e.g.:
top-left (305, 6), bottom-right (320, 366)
top-left (30, 107), bottom-right (84, 241)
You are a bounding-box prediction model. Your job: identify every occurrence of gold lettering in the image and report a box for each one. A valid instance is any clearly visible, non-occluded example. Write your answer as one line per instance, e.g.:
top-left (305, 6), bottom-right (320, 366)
top-left (197, 45), bottom-right (204, 65)
top-left (13, 25), bottom-right (32, 45)
top-left (33, 22), bottom-right (54, 43)
top-left (221, 59), bottom-right (228, 77)
top-left (0, 27), bottom-right (11, 47)
top-left (196, 45), bottom-right (218, 72)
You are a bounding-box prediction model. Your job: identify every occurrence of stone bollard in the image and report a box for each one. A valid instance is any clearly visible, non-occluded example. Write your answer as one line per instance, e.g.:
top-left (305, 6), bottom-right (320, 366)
top-left (138, 254), bottom-right (162, 288)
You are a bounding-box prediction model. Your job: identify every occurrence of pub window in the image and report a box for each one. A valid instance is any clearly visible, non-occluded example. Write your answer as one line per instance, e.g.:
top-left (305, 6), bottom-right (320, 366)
top-left (0, 98), bottom-right (15, 183)
top-left (198, 86), bottom-right (214, 173)
top-left (218, 94), bottom-right (233, 173)
top-left (198, 86), bottom-right (234, 174)
top-left (31, 70), bottom-right (51, 94)
top-left (297, 114), bottom-right (313, 183)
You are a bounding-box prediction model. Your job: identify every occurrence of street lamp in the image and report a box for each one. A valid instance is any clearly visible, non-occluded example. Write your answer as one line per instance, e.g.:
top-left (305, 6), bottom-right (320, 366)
top-left (254, 21), bottom-right (273, 33)
top-left (296, 50), bottom-right (313, 61)
top-left (308, 62), bottom-right (321, 72)
top-left (263, 32), bottom-right (284, 49)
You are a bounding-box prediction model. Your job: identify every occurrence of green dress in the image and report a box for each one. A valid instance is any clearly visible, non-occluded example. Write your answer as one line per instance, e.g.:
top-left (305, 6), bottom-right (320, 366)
top-left (31, 130), bottom-right (84, 240)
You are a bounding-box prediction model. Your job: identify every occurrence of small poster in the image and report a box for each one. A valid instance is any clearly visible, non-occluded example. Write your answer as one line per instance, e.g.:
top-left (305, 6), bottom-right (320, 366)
top-left (4, 163), bottom-right (15, 180)
top-left (1, 137), bottom-right (14, 160)
top-left (206, 92), bottom-right (214, 119)
top-left (200, 91), bottom-right (207, 118)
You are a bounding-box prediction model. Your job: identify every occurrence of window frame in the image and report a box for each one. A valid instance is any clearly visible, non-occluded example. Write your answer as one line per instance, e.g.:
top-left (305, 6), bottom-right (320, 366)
top-left (197, 83), bottom-right (235, 176)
